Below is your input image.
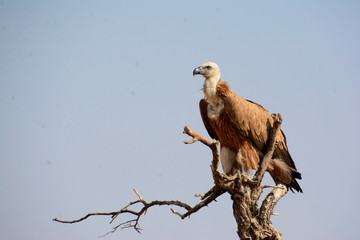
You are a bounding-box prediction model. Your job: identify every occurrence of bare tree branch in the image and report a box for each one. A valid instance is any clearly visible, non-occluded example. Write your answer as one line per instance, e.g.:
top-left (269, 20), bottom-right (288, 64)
top-left (53, 187), bottom-right (222, 234)
top-left (183, 125), bottom-right (217, 151)
top-left (253, 113), bottom-right (283, 185)
top-left (54, 114), bottom-right (288, 240)
top-left (54, 212), bottom-right (121, 224)
top-left (172, 187), bottom-right (225, 219)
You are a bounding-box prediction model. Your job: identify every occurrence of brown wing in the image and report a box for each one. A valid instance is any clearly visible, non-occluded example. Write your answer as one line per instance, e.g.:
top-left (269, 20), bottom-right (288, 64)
top-left (199, 98), bottom-right (219, 140)
top-left (222, 92), bottom-right (273, 151)
top-left (222, 92), bottom-right (302, 192)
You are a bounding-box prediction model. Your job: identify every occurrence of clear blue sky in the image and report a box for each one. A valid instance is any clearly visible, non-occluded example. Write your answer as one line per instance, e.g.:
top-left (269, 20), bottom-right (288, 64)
top-left (1, 1), bottom-right (359, 240)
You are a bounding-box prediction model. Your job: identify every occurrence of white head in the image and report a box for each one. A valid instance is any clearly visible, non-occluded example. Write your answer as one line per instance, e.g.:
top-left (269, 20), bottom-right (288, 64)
top-left (193, 62), bottom-right (221, 81)
top-left (193, 62), bottom-right (222, 101)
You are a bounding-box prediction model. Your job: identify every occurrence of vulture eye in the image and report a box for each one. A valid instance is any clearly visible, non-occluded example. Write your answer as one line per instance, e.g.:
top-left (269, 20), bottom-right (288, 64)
top-left (205, 66), bottom-right (212, 69)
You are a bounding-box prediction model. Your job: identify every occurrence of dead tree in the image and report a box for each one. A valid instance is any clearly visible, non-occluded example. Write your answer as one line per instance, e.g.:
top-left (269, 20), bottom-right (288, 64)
top-left (54, 113), bottom-right (288, 240)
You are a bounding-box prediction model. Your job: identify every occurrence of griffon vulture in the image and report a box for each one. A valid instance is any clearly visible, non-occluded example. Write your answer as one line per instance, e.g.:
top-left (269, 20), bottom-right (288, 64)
top-left (193, 62), bottom-right (302, 192)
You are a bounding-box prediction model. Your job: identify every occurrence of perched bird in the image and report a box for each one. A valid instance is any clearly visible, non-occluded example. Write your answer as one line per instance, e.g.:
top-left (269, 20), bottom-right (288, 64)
top-left (193, 62), bottom-right (302, 192)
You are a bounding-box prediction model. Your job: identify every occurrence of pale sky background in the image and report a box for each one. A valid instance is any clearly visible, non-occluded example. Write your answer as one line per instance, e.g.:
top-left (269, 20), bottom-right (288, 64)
top-left (1, 1), bottom-right (359, 240)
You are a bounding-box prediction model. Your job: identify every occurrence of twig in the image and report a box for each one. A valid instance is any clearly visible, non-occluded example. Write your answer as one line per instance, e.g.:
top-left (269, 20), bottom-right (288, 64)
top-left (172, 188), bottom-right (225, 219)
top-left (133, 188), bottom-right (143, 201)
top-left (53, 212), bottom-right (120, 224)
top-left (195, 186), bottom-right (217, 200)
top-left (183, 126), bottom-right (217, 150)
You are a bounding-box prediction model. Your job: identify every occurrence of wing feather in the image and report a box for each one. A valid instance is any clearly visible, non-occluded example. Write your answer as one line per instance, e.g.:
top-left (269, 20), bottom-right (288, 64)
top-left (222, 92), bottom-right (272, 152)
top-left (222, 91), bottom-right (302, 192)
top-left (199, 98), bottom-right (219, 140)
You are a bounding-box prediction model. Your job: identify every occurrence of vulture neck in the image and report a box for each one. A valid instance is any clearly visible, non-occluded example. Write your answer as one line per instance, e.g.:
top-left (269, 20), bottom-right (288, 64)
top-left (203, 77), bottom-right (222, 106)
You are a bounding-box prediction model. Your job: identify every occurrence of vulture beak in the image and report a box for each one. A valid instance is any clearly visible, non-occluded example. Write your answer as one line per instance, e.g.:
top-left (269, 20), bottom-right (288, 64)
top-left (193, 67), bottom-right (202, 76)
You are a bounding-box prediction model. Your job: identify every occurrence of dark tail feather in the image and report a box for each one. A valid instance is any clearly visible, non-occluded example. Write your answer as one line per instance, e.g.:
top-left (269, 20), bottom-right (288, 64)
top-left (289, 170), bottom-right (302, 193)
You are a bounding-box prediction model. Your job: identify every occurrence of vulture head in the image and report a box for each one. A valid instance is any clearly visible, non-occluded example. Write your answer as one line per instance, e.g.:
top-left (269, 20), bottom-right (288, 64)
top-left (193, 62), bottom-right (221, 81)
